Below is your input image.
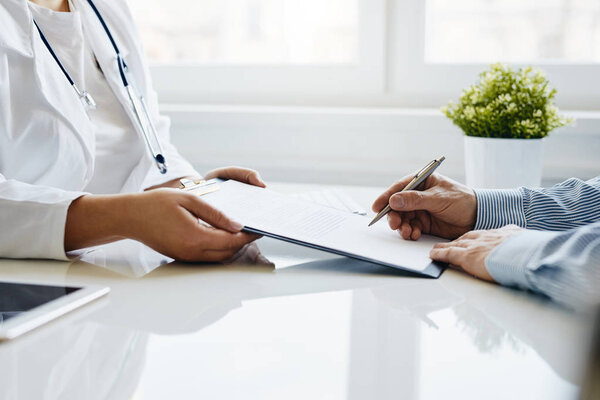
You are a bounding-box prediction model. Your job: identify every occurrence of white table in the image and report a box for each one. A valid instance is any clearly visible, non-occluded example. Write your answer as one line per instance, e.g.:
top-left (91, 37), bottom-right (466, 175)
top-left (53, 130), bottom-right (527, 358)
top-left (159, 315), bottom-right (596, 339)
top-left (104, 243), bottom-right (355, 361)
top-left (0, 183), bottom-right (592, 400)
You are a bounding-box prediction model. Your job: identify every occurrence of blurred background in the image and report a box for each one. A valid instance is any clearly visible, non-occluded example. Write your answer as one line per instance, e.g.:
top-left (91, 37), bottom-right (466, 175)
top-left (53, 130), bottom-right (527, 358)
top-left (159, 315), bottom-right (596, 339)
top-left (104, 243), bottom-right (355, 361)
top-left (131, 0), bottom-right (600, 64)
top-left (127, 0), bottom-right (600, 186)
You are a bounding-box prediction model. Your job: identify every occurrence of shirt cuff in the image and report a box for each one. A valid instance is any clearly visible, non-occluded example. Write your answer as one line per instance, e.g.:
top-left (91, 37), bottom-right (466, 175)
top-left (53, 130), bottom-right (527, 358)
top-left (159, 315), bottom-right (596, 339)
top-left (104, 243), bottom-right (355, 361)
top-left (485, 229), bottom-right (556, 290)
top-left (474, 188), bottom-right (527, 230)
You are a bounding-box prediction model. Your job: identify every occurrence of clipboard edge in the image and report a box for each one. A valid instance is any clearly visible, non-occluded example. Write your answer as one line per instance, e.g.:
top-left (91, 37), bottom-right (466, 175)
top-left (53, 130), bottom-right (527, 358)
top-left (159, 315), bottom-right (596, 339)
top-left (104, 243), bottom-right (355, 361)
top-left (243, 227), bottom-right (447, 279)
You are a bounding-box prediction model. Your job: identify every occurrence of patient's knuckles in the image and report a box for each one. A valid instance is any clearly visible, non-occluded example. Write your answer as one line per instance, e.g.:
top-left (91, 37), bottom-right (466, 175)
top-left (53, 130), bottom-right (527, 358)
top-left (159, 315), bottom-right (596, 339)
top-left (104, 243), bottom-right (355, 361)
top-left (446, 247), bottom-right (463, 261)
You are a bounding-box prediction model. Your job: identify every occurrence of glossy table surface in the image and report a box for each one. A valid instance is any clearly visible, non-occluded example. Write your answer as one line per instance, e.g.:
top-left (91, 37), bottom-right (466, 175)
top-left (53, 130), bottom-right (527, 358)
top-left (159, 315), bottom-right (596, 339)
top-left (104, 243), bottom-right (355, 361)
top-left (0, 183), bottom-right (593, 400)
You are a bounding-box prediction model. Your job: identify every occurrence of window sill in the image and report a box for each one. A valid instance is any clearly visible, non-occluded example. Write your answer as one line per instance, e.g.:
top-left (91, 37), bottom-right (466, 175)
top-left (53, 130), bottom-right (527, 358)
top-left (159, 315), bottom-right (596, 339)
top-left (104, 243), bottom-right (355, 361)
top-left (161, 104), bottom-right (600, 185)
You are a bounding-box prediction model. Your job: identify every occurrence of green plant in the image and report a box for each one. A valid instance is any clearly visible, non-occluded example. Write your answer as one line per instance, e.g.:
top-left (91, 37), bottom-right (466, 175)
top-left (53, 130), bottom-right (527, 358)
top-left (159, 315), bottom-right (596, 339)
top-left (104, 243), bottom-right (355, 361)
top-left (441, 63), bottom-right (573, 139)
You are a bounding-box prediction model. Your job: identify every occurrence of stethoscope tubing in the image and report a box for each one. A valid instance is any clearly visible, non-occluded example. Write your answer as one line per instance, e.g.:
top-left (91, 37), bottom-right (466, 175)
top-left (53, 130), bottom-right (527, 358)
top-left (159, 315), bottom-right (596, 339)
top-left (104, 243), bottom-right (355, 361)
top-left (32, 0), bottom-right (168, 174)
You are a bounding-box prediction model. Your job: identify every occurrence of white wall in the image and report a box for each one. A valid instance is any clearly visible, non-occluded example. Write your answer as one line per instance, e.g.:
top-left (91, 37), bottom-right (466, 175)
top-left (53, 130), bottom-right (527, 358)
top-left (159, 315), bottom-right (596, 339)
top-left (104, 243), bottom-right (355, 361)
top-left (164, 105), bottom-right (600, 187)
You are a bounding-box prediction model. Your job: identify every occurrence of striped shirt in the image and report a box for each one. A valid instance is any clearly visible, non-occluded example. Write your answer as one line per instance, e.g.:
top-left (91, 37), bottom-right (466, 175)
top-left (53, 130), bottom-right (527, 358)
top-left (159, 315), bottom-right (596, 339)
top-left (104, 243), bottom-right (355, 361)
top-left (473, 177), bottom-right (600, 310)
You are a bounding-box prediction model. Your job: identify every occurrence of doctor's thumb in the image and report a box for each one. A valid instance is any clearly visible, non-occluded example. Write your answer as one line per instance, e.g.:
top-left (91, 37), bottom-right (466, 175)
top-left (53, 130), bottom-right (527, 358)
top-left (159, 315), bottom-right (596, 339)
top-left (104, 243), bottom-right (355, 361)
top-left (389, 191), bottom-right (439, 213)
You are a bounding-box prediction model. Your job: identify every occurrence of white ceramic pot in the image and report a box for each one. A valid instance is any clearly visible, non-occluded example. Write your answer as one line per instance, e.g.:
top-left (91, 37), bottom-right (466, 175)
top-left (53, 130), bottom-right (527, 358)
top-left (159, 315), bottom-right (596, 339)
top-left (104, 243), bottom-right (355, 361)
top-left (464, 136), bottom-right (545, 189)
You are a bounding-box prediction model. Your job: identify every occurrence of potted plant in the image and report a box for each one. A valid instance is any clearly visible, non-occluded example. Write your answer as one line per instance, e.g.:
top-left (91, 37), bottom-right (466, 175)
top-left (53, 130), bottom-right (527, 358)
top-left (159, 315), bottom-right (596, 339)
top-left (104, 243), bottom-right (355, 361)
top-left (442, 63), bottom-right (573, 189)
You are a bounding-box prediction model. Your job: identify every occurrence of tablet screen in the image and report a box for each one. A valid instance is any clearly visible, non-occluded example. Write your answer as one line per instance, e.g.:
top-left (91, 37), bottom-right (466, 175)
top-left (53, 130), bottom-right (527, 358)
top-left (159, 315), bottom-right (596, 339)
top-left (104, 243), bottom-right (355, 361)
top-left (0, 282), bottom-right (81, 323)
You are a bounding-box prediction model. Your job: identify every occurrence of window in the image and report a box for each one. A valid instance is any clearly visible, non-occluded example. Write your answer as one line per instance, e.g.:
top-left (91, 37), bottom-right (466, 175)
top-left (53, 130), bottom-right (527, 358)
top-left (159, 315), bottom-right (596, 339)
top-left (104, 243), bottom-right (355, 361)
top-left (130, 0), bottom-right (359, 64)
top-left (425, 0), bottom-right (600, 63)
top-left (392, 0), bottom-right (600, 109)
top-left (129, 0), bottom-right (600, 109)
top-left (129, 0), bottom-right (384, 103)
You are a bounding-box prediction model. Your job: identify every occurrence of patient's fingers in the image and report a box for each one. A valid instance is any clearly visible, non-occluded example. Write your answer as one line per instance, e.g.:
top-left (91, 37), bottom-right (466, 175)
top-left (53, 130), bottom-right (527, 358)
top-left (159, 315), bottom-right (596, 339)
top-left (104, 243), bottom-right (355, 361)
top-left (429, 246), bottom-right (467, 266)
top-left (410, 219), bottom-right (423, 240)
top-left (371, 174), bottom-right (415, 212)
top-left (400, 219), bottom-right (413, 240)
top-left (432, 240), bottom-right (470, 249)
top-left (387, 212), bottom-right (402, 230)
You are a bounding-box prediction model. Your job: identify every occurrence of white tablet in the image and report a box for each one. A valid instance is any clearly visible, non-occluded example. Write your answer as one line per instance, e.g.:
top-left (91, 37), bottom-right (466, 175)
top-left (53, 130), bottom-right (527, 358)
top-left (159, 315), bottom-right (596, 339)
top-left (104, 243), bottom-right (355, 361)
top-left (0, 281), bottom-right (109, 340)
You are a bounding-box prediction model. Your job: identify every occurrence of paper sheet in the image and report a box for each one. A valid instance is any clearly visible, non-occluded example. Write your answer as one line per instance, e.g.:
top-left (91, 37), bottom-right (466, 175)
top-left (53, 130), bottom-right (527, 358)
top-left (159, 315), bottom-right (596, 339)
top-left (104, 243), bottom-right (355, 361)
top-left (202, 181), bottom-right (448, 274)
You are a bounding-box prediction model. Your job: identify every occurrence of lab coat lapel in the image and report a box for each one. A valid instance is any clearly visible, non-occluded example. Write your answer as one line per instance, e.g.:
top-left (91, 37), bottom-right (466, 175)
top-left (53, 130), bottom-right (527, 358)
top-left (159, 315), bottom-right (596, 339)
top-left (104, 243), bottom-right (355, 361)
top-left (2, 0), bottom-right (95, 166)
top-left (0, 0), bottom-right (34, 57)
top-left (28, 7), bottom-right (96, 180)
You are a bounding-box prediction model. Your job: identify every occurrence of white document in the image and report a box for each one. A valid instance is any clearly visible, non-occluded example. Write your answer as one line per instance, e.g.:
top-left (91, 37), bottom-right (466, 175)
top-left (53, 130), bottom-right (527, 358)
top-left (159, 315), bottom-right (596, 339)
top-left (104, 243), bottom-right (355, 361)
top-left (202, 181), bottom-right (448, 277)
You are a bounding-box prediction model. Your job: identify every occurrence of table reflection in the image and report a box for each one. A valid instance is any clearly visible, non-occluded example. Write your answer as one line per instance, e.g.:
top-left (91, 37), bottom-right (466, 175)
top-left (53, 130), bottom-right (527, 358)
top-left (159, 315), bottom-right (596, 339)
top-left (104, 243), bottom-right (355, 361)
top-left (0, 237), bottom-right (590, 399)
top-left (75, 238), bottom-right (590, 385)
top-left (0, 312), bottom-right (147, 400)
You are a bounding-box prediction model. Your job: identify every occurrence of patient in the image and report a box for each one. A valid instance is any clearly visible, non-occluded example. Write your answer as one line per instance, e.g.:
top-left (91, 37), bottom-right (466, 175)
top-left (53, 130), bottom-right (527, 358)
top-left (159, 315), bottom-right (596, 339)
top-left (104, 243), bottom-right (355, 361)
top-left (373, 174), bottom-right (600, 310)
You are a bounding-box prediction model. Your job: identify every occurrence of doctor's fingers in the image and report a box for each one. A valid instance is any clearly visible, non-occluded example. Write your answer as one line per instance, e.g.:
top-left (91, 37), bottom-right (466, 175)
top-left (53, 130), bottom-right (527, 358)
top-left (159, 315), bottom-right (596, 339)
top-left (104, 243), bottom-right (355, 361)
top-left (205, 167), bottom-right (266, 188)
top-left (184, 229), bottom-right (260, 261)
top-left (180, 194), bottom-right (243, 233)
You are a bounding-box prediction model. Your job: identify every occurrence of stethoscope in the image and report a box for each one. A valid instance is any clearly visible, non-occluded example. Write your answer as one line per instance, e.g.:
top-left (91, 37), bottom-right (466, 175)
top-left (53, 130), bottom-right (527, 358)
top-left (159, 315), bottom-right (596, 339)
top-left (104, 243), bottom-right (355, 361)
top-left (32, 0), bottom-right (168, 174)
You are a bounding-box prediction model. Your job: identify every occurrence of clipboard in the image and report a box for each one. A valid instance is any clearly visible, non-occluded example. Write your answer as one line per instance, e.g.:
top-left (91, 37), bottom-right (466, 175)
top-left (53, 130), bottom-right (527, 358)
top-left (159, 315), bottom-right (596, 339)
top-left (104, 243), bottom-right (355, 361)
top-left (180, 179), bottom-right (446, 279)
top-left (241, 226), bottom-right (445, 278)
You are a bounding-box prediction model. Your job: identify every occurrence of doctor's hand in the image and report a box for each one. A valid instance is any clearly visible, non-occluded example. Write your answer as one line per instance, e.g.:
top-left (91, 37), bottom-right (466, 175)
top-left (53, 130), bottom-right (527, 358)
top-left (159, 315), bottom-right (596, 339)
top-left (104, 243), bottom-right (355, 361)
top-left (204, 166), bottom-right (266, 188)
top-left (145, 167), bottom-right (266, 190)
top-left (125, 189), bottom-right (261, 261)
top-left (65, 190), bottom-right (259, 262)
top-left (372, 173), bottom-right (477, 241)
top-left (429, 225), bottom-right (525, 282)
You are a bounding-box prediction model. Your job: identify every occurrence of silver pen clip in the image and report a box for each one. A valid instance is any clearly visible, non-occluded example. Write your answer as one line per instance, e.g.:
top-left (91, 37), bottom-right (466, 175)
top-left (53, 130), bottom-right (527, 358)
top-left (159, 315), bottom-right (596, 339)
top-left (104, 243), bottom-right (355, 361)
top-left (368, 156), bottom-right (446, 227)
top-left (414, 159), bottom-right (437, 180)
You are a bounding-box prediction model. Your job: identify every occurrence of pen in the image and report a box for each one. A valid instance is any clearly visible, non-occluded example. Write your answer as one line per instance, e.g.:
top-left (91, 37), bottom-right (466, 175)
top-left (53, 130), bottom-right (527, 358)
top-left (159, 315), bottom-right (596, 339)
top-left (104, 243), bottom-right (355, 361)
top-left (368, 156), bottom-right (446, 227)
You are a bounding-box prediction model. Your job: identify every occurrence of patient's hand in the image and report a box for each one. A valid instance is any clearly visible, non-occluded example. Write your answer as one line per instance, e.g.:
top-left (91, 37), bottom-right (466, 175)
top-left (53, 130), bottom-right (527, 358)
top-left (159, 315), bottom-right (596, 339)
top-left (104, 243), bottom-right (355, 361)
top-left (372, 173), bottom-right (477, 240)
top-left (429, 225), bottom-right (525, 282)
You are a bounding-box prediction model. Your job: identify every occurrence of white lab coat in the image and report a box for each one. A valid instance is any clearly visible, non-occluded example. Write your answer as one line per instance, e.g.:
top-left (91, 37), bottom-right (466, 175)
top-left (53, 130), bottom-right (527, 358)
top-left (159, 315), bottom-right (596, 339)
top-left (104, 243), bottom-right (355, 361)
top-left (0, 0), bottom-right (198, 260)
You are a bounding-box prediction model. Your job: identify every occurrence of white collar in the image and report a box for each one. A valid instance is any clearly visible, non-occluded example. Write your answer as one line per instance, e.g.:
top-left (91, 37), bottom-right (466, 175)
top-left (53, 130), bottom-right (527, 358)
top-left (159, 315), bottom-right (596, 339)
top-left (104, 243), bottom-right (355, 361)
top-left (0, 0), bottom-right (35, 57)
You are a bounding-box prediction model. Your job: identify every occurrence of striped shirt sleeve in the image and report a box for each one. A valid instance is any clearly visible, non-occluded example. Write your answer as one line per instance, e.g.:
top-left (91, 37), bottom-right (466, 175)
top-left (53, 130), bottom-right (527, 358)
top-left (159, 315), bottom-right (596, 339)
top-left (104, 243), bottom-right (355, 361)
top-left (474, 176), bottom-right (600, 231)
top-left (486, 222), bottom-right (600, 311)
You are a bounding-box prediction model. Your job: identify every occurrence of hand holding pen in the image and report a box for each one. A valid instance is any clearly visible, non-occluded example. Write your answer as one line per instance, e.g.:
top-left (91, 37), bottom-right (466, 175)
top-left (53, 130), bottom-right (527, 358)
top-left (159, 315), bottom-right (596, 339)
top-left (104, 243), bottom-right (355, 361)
top-left (369, 157), bottom-right (446, 226)
top-left (370, 158), bottom-right (479, 241)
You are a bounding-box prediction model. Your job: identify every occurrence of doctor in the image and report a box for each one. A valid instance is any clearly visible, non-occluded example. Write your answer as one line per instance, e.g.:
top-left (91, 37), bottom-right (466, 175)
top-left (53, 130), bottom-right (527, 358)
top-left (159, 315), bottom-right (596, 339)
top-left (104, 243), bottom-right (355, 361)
top-left (0, 0), bottom-right (263, 261)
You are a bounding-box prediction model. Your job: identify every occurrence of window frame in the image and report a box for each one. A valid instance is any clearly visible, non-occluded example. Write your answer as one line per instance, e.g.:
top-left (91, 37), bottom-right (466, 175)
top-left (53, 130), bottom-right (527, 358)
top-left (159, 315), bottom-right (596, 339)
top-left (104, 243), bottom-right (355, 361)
top-left (389, 0), bottom-right (600, 110)
top-left (148, 0), bottom-right (387, 104)
top-left (145, 0), bottom-right (600, 110)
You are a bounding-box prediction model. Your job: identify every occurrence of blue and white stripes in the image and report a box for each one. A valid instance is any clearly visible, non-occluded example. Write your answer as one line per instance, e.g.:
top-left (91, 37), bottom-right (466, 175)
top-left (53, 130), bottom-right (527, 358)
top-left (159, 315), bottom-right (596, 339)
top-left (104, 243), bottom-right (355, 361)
top-left (473, 176), bottom-right (600, 310)
top-left (475, 177), bottom-right (600, 231)
top-left (474, 188), bottom-right (527, 230)
top-left (486, 222), bottom-right (600, 310)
